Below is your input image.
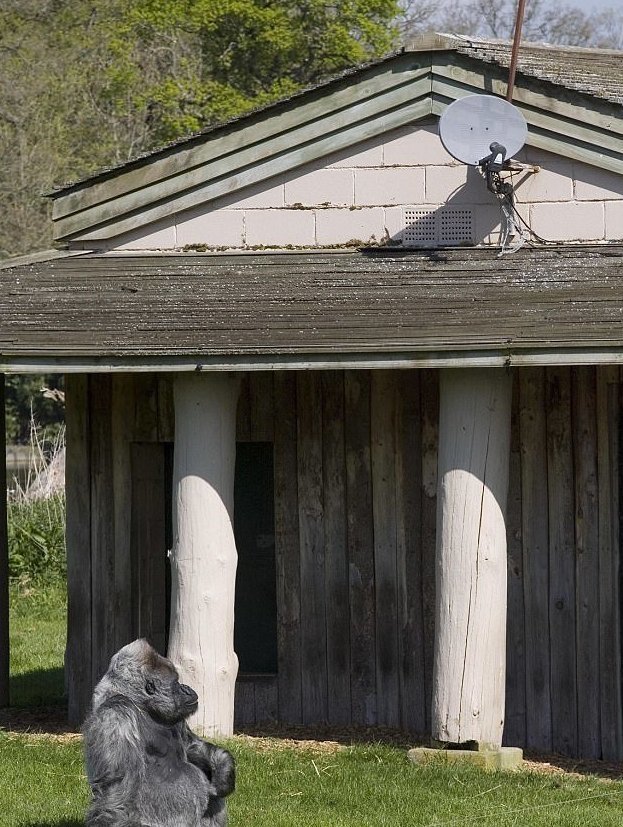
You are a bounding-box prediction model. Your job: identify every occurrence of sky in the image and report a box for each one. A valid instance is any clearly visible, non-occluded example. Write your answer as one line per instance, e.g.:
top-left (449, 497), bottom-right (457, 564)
top-left (583, 0), bottom-right (621, 7)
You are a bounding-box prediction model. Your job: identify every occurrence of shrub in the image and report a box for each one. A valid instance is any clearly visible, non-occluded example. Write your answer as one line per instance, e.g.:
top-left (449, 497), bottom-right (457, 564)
top-left (7, 493), bottom-right (66, 582)
top-left (7, 417), bottom-right (66, 584)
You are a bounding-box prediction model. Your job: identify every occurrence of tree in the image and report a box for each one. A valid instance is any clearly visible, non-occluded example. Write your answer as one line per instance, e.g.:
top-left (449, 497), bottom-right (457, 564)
top-left (402, 0), bottom-right (623, 49)
top-left (105, 0), bottom-right (402, 143)
top-left (0, 0), bottom-right (401, 255)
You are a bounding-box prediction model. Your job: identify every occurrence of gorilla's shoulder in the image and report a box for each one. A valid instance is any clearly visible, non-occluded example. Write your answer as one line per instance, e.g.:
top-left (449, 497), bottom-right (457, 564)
top-left (87, 693), bottom-right (138, 720)
top-left (83, 693), bottom-right (143, 743)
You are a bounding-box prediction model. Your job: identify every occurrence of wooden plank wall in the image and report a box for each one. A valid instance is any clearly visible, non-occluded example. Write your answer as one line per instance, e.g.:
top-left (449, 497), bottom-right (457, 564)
top-left (505, 366), bottom-right (622, 759)
top-left (234, 369), bottom-right (436, 733)
top-left (65, 367), bottom-right (622, 760)
top-left (65, 373), bottom-right (174, 723)
top-left (0, 376), bottom-right (9, 707)
top-left (235, 367), bottom-right (622, 759)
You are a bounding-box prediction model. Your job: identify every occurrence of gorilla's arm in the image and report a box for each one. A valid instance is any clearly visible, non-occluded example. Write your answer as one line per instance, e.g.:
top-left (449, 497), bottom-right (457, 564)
top-left (84, 695), bottom-right (144, 793)
top-left (180, 724), bottom-right (236, 797)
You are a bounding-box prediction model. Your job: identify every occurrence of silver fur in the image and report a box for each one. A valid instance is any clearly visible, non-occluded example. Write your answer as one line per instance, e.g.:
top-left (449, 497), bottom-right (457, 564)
top-left (83, 639), bottom-right (235, 827)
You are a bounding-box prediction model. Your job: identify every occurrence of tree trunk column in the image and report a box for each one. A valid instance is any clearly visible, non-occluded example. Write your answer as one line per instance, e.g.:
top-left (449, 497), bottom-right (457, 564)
top-left (432, 368), bottom-right (512, 748)
top-left (168, 372), bottom-right (240, 737)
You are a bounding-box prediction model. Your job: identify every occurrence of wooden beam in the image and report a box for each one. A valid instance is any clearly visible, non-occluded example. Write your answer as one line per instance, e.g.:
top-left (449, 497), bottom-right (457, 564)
top-left (12, 345), bottom-right (623, 376)
top-left (519, 368), bottom-right (552, 752)
top-left (432, 368), bottom-right (512, 748)
top-left (345, 370), bottom-right (376, 725)
top-left (431, 63), bottom-right (623, 138)
top-left (546, 367), bottom-right (577, 757)
top-left (65, 374), bottom-right (92, 724)
top-left (168, 373), bottom-right (240, 736)
top-left (371, 370), bottom-right (400, 726)
top-left (0, 374), bottom-right (8, 708)
top-left (297, 371), bottom-right (328, 725)
top-left (596, 366), bottom-right (623, 760)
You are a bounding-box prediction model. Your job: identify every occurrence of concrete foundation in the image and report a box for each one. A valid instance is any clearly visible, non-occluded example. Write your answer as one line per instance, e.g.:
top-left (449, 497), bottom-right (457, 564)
top-left (408, 746), bottom-right (524, 771)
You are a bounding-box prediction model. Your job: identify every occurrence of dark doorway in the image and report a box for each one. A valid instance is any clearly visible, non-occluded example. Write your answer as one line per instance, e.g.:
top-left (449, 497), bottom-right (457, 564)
top-left (234, 442), bottom-right (277, 675)
top-left (136, 442), bottom-right (278, 672)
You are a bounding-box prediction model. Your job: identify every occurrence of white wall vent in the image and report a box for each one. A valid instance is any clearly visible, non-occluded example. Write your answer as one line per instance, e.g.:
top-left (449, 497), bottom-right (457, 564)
top-left (402, 207), bottom-right (474, 247)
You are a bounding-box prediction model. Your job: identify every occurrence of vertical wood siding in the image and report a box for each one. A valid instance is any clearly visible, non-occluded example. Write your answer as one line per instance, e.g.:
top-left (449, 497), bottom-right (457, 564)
top-left (508, 366), bottom-right (622, 759)
top-left (66, 367), bottom-right (622, 759)
top-left (237, 369), bottom-right (437, 731)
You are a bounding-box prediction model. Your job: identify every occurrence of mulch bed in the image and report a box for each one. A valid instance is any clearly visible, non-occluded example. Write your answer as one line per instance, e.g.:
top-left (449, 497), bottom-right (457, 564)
top-left (1, 706), bottom-right (622, 782)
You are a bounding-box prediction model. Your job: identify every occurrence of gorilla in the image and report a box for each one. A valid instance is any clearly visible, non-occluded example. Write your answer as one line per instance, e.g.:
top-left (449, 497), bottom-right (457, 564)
top-left (82, 639), bottom-right (235, 827)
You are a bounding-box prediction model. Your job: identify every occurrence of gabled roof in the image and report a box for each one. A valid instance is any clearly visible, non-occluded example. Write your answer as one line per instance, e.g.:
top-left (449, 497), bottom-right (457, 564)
top-left (2, 245), bottom-right (623, 372)
top-left (49, 34), bottom-right (623, 244)
top-left (439, 34), bottom-right (623, 104)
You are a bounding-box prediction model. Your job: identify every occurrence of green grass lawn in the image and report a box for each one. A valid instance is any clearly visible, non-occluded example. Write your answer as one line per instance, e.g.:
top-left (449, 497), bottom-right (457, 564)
top-left (3, 581), bottom-right (623, 827)
top-left (0, 733), bottom-right (622, 827)
top-left (9, 581), bottom-right (67, 707)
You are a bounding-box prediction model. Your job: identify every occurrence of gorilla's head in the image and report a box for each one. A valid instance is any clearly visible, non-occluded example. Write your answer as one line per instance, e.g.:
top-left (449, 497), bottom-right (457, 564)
top-left (94, 639), bottom-right (199, 725)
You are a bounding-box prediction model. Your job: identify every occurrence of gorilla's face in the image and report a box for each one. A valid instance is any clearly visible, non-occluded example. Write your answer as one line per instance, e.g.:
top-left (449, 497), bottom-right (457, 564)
top-left (142, 660), bottom-right (199, 725)
top-left (104, 639), bottom-right (199, 726)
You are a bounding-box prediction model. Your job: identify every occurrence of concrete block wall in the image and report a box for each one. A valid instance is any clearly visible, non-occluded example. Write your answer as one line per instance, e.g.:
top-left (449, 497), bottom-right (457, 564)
top-left (107, 119), bottom-right (623, 251)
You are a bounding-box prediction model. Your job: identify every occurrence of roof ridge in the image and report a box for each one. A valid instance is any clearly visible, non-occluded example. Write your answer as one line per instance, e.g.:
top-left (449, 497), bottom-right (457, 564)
top-left (422, 31), bottom-right (623, 57)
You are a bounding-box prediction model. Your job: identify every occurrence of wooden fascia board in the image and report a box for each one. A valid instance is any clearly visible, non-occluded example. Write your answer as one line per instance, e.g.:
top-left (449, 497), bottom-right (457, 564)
top-left (57, 90), bottom-right (434, 241)
top-left (52, 54), bottom-right (434, 241)
top-left (5, 347), bottom-right (623, 374)
top-left (432, 58), bottom-right (623, 136)
top-left (53, 57), bottom-right (425, 219)
top-left (431, 57), bottom-right (623, 174)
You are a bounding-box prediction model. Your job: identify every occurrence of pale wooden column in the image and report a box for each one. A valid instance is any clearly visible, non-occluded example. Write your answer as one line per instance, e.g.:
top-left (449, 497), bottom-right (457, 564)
top-left (432, 367), bottom-right (512, 748)
top-left (168, 372), bottom-right (240, 737)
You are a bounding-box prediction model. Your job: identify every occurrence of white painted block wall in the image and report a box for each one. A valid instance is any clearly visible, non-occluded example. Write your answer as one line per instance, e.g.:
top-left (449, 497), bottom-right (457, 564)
top-left (103, 119), bottom-right (623, 251)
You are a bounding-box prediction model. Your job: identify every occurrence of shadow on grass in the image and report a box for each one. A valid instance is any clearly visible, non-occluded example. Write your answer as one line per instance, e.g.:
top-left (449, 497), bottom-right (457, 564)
top-left (0, 701), bottom-right (77, 735)
top-left (23, 822), bottom-right (82, 827)
top-left (9, 666), bottom-right (66, 708)
top-left (237, 725), bottom-right (623, 782)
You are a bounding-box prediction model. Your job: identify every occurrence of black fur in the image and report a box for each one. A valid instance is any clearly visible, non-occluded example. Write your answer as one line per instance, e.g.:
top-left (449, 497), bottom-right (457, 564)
top-left (83, 639), bottom-right (235, 826)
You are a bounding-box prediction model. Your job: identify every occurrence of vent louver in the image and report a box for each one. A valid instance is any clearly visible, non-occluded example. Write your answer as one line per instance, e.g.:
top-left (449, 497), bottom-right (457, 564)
top-left (402, 207), bottom-right (474, 246)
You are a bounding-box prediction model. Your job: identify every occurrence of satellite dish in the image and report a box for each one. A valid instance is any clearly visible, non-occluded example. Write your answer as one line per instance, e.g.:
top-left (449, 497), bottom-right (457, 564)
top-left (439, 94), bottom-right (527, 166)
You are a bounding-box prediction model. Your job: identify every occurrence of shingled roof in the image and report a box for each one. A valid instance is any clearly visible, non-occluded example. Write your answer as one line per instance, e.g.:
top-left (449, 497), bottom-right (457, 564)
top-left (433, 33), bottom-right (623, 104)
top-left (2, 245), bottom-right (623, 371)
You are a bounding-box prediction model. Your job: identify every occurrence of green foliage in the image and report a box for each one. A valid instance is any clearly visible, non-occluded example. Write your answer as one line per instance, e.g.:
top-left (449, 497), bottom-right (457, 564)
top-left (0, 0), bottom-right (401, 255)
top-left (101, 0), bottom-right (401, 143)
top-left (7, 494), bottom-right (66, 583)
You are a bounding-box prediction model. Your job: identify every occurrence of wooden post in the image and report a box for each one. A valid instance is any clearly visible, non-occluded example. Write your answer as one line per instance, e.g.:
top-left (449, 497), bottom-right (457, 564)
top-left (65, 374), bottom-right (93, 724)
top-left (0, 374), bottom-right (8, 708)
top-left (168, 372), bottom-right (240, 737)
top-left (432, 368), bottom-right (512, 749)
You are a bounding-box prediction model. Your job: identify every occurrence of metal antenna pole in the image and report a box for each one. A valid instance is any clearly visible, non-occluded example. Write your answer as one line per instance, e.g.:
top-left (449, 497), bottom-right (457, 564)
top-left (506, 0), bottom-right (527, 102)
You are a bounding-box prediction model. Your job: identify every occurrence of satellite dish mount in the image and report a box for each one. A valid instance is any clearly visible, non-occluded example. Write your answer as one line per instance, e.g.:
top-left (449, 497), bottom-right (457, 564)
top-left (478, 142), bottom-right (513, 195)
top-left (439, 94), bottom-right (531, 252)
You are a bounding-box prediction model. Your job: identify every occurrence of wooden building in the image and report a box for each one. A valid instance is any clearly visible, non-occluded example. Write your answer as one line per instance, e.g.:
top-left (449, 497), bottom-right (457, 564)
top-left (1, 34), bottom-right (623, 760)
